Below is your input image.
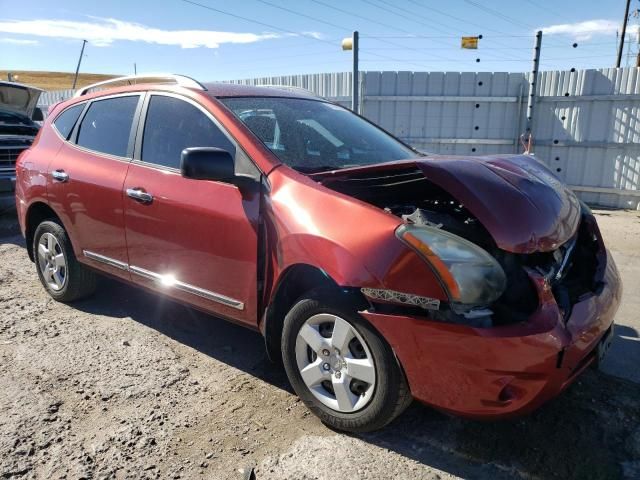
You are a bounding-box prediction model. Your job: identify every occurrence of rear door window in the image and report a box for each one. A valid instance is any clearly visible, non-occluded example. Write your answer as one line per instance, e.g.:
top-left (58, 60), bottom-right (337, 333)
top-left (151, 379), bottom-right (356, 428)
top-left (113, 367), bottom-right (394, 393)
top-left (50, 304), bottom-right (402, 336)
top-left (53, 104), bottom-right (84, 140)
top-left (140, 95), bottom-right (235, 170)
top-left (76, 96), bottom-right (139, 157)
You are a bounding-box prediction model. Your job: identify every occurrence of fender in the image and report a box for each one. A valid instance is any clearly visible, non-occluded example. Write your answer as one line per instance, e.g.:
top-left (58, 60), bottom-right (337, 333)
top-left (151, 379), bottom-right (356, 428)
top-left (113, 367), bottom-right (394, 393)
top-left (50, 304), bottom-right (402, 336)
top-left (263, 166), bottom-right (447, 305)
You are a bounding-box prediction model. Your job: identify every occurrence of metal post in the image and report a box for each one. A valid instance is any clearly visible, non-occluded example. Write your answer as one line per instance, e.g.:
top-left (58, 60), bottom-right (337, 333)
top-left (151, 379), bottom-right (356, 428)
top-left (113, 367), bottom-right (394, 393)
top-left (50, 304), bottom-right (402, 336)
top-left (514, 83), bottom-right (525, 153)
top-left (524, 30), bottom-right (542, 151)
top-left (72, 40), bottom-right (87, 90)
top-left (352, 31), bottom-right (359, 114)
top-left (617, 0), bottom-right (631, 67)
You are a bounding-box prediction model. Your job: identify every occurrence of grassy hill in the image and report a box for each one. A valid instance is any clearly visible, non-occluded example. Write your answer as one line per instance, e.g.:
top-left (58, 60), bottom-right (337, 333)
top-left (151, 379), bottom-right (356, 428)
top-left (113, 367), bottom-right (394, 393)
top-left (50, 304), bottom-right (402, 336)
top-left (0, 71), bottom-right (119, 91)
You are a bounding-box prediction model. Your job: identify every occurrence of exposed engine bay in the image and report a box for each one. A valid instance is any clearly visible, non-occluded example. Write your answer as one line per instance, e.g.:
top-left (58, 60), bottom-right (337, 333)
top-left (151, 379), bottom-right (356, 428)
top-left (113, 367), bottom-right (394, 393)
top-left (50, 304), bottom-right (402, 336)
top-left (318, 165), bottom-right (602, 328)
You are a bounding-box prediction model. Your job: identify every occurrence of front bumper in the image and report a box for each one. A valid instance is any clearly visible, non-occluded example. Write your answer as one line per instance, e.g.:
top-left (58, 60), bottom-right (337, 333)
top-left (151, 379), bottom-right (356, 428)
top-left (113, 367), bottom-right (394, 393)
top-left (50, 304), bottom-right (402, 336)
top-left (0, 176), bottom-right (16, 210)
top-left (361, 249), bottom-right (622, 419)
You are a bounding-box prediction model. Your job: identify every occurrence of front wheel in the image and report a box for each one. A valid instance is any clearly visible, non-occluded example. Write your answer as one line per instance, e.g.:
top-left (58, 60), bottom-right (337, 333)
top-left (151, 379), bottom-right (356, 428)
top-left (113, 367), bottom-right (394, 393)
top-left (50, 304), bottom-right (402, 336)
top-left (281, 291), bottom-right (412, 432)
top-left (33, 220), bottom-right (96, 302)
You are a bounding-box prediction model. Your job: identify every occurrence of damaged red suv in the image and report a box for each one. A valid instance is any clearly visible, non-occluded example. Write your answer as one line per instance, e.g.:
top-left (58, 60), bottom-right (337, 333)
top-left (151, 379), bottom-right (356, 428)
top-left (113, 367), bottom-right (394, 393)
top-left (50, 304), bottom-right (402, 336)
top-left (15, 75), bottom-right (621, 432)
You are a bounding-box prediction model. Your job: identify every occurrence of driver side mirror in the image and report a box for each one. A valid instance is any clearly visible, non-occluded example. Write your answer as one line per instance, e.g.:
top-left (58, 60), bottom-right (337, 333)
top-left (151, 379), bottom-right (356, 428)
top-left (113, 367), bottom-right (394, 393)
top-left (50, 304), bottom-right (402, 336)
top-left (180, 147), bottom-right (235, 183)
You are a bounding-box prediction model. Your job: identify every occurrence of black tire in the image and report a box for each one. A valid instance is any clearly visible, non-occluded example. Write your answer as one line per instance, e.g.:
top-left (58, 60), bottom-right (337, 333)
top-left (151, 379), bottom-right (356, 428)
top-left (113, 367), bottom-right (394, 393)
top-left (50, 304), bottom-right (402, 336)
top-left (33, 219), bottom-right (96, 302)
top-left (281, 289), bottom-right (412, 433)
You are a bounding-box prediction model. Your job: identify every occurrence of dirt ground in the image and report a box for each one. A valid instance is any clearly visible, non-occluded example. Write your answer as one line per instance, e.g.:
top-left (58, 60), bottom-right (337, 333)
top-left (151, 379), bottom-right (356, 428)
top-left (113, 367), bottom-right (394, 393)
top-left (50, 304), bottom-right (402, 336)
top-left (0, 209), bottom-right (639, 480)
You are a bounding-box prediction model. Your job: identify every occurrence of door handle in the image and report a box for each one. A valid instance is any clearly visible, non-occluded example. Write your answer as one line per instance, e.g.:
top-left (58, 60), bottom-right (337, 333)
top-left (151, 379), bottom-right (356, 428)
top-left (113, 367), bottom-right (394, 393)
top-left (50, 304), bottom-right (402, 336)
top-left (51, 169), bottom-right (69, 182)
top-left (126, 188), bottom-right (154, 204)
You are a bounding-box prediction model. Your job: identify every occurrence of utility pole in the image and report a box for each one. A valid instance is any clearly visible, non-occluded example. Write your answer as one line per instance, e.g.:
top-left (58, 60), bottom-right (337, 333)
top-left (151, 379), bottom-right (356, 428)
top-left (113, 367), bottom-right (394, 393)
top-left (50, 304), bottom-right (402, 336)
top-left (523, 30), bottom-right (542, 153)
top-left (352, 31), bottom-right (359, 114)
top-left (134, 63), bottom-right (137, 75)
top-left (341, 31), bottom-right (360, 114)
top-left (72, 39), bottom-right (87, 90)
top-left (617, 0), bottom-right (631, 68)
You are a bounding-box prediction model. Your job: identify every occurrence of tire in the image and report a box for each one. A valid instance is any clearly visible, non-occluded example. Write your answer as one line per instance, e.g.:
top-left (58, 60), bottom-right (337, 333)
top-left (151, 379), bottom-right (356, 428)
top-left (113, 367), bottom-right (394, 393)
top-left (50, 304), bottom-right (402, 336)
top-left (33, 219), bottom-right (96, 302)
top-left (281, 289), bottom-right (412, 433)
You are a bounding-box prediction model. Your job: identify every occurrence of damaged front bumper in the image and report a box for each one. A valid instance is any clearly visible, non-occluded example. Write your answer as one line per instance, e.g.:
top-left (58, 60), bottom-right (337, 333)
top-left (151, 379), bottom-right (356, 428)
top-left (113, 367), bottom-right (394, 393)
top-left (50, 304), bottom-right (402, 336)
top-left (361, 249), bottom-right (622, 419)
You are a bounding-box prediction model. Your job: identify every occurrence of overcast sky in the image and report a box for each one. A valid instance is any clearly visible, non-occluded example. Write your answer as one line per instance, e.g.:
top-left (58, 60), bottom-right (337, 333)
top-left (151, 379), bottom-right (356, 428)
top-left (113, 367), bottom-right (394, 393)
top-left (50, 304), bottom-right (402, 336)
top-left (0, 0), bottom-right (631, 81)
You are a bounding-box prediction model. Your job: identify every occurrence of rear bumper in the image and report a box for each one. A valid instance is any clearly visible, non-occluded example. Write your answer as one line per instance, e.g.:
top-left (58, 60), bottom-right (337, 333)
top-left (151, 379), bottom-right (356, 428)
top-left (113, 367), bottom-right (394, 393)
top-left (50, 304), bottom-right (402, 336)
top-left (361, 249), bottom-right (622, 419)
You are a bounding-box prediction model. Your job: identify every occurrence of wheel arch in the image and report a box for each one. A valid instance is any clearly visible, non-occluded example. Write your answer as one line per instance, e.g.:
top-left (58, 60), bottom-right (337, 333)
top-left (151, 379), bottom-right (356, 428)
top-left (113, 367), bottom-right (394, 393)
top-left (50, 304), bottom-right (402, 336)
top-left (261, 263), bottom-right (369, 363)
top-left (24, 202), bottom-right (65, 262)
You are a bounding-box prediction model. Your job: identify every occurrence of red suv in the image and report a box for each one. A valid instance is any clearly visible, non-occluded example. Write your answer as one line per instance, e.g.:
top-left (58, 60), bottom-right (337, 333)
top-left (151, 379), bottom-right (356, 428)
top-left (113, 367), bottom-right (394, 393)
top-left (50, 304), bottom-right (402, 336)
top-left (15, 75), bottom-right (621, 432)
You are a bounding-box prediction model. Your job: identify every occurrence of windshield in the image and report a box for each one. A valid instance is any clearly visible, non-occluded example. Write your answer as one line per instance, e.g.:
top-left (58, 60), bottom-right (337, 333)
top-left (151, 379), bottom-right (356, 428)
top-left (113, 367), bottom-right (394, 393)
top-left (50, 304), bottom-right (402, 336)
top-left (220, 97), bottom-right (417, 172)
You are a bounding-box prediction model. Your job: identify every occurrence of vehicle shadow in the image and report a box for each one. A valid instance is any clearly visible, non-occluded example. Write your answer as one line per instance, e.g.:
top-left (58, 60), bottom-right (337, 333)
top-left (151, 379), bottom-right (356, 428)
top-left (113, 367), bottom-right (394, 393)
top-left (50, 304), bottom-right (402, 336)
top-left (601, 323), bottom-right (640, 385)
top-left (73, 275), bottom-right (294, 393)
top-left (70, 275), bottom-right (640, 480)
top-left (362, 370), bottom-right (640, 479)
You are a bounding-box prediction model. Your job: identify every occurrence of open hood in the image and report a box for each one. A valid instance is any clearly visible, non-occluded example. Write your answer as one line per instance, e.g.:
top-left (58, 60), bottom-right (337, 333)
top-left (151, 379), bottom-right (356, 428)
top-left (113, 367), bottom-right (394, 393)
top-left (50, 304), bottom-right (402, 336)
top-left (316, 154), bottom-right (582, 254)
top-left (0, 81), bottom-right (44, 119)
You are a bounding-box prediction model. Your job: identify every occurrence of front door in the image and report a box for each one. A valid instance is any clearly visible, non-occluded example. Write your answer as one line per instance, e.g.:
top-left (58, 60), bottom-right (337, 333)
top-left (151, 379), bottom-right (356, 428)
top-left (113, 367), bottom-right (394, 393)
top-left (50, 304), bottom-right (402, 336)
top-left (48, 94), bottom-right (142, 280)
top-left (123, 93), bottom-right (260, 325)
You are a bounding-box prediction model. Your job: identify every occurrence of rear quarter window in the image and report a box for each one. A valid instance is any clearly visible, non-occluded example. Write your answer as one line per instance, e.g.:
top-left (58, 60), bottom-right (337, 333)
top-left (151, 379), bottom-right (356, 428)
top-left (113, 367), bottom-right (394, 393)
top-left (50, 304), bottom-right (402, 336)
top-left (53, 104), bottom-right (84, 140)
top-left (76, 96), bottom-right (139, 157)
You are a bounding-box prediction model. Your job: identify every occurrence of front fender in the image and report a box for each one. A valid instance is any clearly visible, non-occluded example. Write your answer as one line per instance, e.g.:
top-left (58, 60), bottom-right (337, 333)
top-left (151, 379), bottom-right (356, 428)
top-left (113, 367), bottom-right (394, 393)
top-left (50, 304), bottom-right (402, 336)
top-left (273, 232), bottom-right (381, 289)
top-left (265, 167), bottom-right (447, 301)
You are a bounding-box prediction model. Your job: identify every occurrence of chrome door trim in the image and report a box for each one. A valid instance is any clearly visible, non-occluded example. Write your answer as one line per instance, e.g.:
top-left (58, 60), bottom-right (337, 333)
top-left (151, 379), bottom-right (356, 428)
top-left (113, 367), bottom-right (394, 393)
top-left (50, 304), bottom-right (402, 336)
top-left (129, 265), bottom-right (245, 311)
top-left (82, 251), bottom-right (244, 310)
top-left (83, 250), bottom-right (129, 271)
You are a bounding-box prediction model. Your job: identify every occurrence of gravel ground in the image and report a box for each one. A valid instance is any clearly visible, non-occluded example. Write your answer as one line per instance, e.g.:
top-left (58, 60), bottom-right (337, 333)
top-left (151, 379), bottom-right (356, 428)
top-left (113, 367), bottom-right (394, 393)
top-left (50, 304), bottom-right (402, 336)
top-left (0, 209), bottom-right (639, 480)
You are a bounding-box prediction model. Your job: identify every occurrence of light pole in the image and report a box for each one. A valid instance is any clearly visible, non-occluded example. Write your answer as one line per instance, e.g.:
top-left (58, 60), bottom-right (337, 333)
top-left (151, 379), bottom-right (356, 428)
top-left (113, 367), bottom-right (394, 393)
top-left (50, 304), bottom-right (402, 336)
top-left (72, 39), bottom-right (87, 90)
top-left (342, 31), bottom-right (359, 114)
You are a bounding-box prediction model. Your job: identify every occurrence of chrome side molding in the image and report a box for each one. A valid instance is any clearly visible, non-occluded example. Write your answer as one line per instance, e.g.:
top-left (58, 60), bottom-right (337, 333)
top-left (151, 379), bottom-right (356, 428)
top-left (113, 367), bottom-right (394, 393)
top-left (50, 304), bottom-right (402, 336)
top-left (83, 250), bottom-right (129, 271)
top-left (82, 250), bottom-right (244, 310)
top-left (129, 266), bottom-right (245, 310)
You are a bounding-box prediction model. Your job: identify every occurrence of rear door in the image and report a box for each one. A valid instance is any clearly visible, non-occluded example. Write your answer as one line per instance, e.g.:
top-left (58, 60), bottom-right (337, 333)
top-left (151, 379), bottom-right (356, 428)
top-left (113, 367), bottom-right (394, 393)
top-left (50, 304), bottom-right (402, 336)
top-left (123, 93), bottom-right (261, 325)
top-left (48, 94), bottom-right (142, 279)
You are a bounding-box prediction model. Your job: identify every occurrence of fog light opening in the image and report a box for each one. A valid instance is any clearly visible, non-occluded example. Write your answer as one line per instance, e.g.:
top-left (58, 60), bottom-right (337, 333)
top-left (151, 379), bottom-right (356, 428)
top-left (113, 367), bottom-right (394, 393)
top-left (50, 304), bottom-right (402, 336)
top-left (498, 384), bottom-right (517, 403)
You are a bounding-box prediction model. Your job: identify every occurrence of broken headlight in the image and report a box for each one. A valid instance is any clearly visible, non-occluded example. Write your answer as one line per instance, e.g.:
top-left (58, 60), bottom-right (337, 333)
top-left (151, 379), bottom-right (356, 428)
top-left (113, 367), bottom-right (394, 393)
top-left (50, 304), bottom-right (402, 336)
top-left (396, 224), bottom-right (506, 313)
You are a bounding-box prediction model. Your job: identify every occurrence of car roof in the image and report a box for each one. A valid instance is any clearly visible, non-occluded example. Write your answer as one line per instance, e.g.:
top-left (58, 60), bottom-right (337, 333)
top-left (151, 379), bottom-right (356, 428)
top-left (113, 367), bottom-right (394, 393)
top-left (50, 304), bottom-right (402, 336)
top-left (55, 77), bottom-right (325, 116)
top-left (69, 75), bottom-right (323, 104)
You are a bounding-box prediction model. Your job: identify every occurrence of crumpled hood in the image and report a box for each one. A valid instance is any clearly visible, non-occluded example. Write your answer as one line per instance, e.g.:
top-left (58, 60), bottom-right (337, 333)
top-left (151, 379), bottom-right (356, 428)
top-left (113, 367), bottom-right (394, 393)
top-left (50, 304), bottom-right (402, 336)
top-left (415, 154), bottom-right (581, 253)
top-left (315, 154), bottom-right (582, 254)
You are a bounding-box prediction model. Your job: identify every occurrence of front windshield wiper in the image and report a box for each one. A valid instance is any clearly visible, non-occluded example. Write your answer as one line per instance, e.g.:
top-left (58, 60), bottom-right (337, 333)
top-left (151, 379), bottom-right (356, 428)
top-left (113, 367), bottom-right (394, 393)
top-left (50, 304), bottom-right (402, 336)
top-left (292, 165), bottom-right (345, 174)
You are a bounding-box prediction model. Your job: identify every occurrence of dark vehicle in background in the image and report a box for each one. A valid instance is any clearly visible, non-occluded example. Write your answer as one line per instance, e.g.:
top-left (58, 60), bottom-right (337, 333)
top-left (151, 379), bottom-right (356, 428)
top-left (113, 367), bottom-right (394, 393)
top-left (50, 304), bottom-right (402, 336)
top-left (0, 81), bottom-right (43, 211)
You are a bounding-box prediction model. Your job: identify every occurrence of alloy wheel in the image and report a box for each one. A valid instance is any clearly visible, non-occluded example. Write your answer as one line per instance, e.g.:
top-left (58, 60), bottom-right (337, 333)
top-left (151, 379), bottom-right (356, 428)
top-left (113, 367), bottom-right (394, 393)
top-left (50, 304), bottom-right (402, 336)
top-left (294, 313), bottom-right (376, 413)
top-left (37, 232), bottom-right (67, 291)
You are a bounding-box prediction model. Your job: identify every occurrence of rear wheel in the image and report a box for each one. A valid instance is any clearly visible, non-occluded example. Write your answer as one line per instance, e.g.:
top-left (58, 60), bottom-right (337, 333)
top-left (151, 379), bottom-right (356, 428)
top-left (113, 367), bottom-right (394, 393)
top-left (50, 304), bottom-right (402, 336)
top-left (282, 291), bottom-right (412, 432)
top-left (33, 220), bottom-right (96, 302)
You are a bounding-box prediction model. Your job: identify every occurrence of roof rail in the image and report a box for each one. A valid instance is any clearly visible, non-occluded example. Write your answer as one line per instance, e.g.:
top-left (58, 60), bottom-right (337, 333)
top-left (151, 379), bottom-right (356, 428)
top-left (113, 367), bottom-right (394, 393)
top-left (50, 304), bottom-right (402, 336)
top-left (258, 84), bottom-right (322, 98)
top-left (73, 74), bottom-right (207, 98)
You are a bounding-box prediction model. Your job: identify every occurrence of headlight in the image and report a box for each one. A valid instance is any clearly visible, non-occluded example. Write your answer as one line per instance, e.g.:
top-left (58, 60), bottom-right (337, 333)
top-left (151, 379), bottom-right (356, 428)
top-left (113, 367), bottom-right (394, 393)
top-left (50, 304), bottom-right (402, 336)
top-left (396, 224), bottom-right (506, 312)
